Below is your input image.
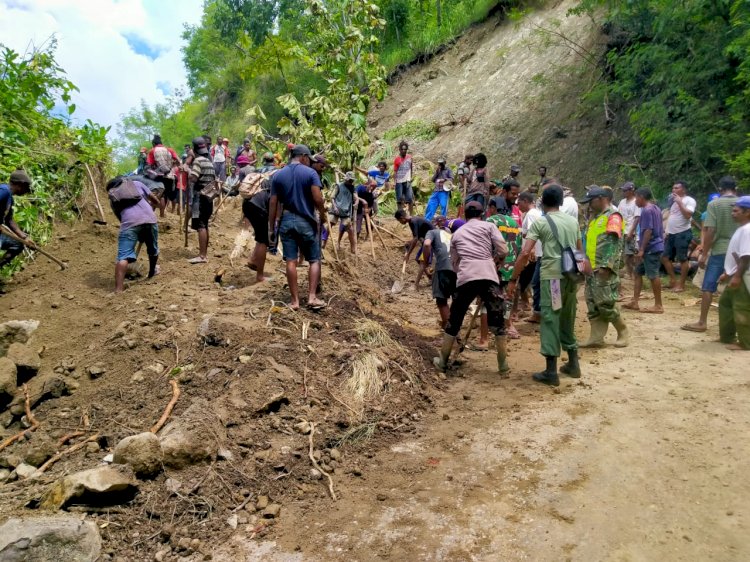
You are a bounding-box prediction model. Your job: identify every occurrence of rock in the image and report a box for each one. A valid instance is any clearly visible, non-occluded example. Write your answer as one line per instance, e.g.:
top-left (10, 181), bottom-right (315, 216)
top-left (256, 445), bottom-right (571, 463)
top-left (309, 469), bottom-right (322, 480)
top-left (165, 478), bottom-right (182, 494)
top-left (0, 454), bottom-right (22, 469)
top-left (0, 357), bottom-right (16, 408)
top-left (0, 515), bottom-right (101, 561)
top-left (130, 371), bottom-right (145, 383)
top-left (238, 355), bottom-right (252, 364)
top-left (0, 468), bottom-right (10, 482)
top-left (60, 357), bottom-right (76, 372)
top-left (329, 448), bottom-right (342, 461)
top-left (294, 421), bottom-right (311, 435)
top-left (113, 432), bottom-right (163, 478)
top-left (23, 437), bottom-right (55, 467)
top-left (123, 337), bottom-right (138, 349)
top-left (262, 504), bottom-right (281, 519)
top-left (85, 442), bottom-right (100, 454)
top-left (86, 364), bottom-right (107, 379)
top-left (217, 448), bottom-right (233, 461)
top-left (6, 343), bottom-right (41, 383)
top-left (376, 493), bottom-right (388, 501)
top-left (14, 462), bottom-right (37, 479)
top-left (159, 400), bottom-right (223, 469)
top-left (40, 465), bottom-right (138, 510)
top-left (255, 392), bottom-right (289, 416)
top-left (255, 495), bottom-right (269, 510)
top-left (145, 364), bottom-right (165, 375)
top-left (226, 514), bottom-right (238, 530)
top-left (0, 320), bottom-right (39, 356)
top-left (177, 537), bottom-right (192, 552)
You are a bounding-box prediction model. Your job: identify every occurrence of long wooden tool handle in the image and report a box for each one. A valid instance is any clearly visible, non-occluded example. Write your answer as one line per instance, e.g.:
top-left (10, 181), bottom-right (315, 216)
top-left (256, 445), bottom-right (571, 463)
top-left (365, 214), bottom-right (376, 259)
top-left (370, 220), bottom-right (389, 250)
top-left (454, 300), bottom-right (482, 360)
top-left (326, 216), bottom-right (339, 261)
top-left (0, 225), bottom-right (67, 270)
top-left (84, 163), bottom-right (106, 223)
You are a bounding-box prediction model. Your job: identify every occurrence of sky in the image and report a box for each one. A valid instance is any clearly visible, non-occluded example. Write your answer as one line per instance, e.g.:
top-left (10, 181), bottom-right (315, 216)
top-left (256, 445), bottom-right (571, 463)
top-left (0, 0), bottom-right (204, 131)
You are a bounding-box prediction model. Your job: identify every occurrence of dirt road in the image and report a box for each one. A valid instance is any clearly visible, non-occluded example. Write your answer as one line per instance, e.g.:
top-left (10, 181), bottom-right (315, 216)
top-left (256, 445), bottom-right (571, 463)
top-left (218, 283), bottom-right (748, 561)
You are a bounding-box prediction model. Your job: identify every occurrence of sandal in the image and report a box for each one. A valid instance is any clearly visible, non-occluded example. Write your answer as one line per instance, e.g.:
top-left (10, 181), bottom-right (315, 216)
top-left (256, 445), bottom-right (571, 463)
top-left (507, 328), bottom-right (521, 340)
top-left (188, 256), bottom-right (208, 264)
top-left (306, 300), bottom-right (328, 311)
top-left (680, 323), bottom-right (706, 333)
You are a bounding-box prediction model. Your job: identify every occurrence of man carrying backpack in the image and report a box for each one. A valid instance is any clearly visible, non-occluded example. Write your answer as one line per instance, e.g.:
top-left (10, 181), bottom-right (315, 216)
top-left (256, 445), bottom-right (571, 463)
top-left (146, 134), bottom-right (180, 218)
top-left (187, 137), bottom-right (217, 264)
top-left (508, 184), bottom-right (584, 386)
top-left (330, 172), bottom-right (359, 255)
top-left (106, 176), bottom-right (161, 293)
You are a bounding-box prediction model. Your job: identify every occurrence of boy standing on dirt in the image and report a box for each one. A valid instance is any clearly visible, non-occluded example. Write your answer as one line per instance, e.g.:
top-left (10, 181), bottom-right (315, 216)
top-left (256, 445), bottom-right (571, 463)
top-left (661, 180), bottom-right (696, 293)
top-left (187, 137), bottom-right (216, 264)
top-left (509, 184), bottom-right (583, 387)
top-left (624, 188), bottom-right (665, 314)
top-left (0, 170), bottom-right (32, 268)
top-left (393, 141), bottom-right (414, 214)
top-left (433, 201), bottom-right (509, 375)
top-left (269, 144), bottom-right (328, 311)
top-left (718, 196), bottom-right (750, 351)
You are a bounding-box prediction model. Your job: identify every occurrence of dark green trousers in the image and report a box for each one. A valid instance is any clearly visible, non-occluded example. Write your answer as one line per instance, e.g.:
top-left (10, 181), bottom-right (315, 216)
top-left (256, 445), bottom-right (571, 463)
top-left (719, 282), bottom-right (750, 349)
top-left (584, 272), bottom-right (621, 323)
top-left (540, 277), bottom-right (579, 357)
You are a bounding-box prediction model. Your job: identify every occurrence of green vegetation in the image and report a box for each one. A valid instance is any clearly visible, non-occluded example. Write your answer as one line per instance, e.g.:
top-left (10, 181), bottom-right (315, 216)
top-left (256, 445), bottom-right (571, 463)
top-left (0, 41), bottom-right (110, 274)
top-left (384, 119), bottom-right (439, 142)
top-left (572, 0), bottom-right (750, 199)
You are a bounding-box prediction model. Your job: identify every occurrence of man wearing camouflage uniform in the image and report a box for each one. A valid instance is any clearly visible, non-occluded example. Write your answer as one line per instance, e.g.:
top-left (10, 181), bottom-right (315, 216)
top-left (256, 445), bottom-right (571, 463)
top-left (579, 186), bottom-right (630, 348)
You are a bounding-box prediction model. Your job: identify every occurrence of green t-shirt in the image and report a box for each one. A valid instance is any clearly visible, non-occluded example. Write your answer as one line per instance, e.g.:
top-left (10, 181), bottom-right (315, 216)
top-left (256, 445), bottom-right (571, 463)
top-left (704, 195), bottom-right (738, 255)
top-left (526, 210), bottom-right (581, 280)
top-left (486, 214), bottom-right (521, 281)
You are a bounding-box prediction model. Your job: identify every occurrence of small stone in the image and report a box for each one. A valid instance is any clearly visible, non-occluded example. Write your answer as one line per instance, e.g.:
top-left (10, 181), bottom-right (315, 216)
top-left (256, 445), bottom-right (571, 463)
top-left (238, 355), bottom-right (252, 364)
top-left (177, 536), bottom-right (192, 552)
top-left (226, 514), bottom-right (238, 530)
top-left (14, 462), bottom-right (37, 479)
top-left (442, 414), bottom-right (450, 420)
top-left (217, 448), bottom-right (233, 461)
top-left (462, 394), bottom-right (471, 400)
top-left (24, 438), bottom-right (56, 467)
top-left (146, 363), bottom-right (165, 375)
top-left (131, 370), bottom-right (145, 383)
top-left (255, 495), bottom-right (269, 510)
top-left (87, 363), bottom-right (107, 379)
top-left (190, 538), bottom-right (201, 551)
top-left (165, 478), bottom-right (182, 494)
top-left (123, 337), bottom-right (138, 349)
top-left (294, 421), bottom-right (311, 435)
top-left (329, 448), bottom-right (342, 461)
top-left (309, 469), bottom-right (322, 480)
top-left (262, 503), bottom-right (281, 519)
top-left (113, 432), bottom-right (163, 477)
top-left (6, 343), bottom-right (41, 382)
top-left (237, 514), bottom-right (249, 525)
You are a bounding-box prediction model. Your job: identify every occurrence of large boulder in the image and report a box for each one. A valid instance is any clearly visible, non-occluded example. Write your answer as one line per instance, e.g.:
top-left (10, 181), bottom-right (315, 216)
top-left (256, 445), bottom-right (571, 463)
top-left (0, 358), bottom-right (16, 410)
top-left (5, 343), bottom-right (41, 384)
top-left (159, 399), bottom-right (224, 469)
top-left (113, 432), bottom-right (163, 478)
top-left (0, 320), bottom-right (39, 357)
top-left (40, 465), bottom-right (138, 510)
top-left (0, 515), bottom-right (101, 562)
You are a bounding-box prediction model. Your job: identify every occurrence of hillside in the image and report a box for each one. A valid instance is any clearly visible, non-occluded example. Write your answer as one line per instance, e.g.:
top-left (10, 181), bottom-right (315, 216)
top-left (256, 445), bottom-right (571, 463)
top-left (368, 0), bottom-right (629, 190)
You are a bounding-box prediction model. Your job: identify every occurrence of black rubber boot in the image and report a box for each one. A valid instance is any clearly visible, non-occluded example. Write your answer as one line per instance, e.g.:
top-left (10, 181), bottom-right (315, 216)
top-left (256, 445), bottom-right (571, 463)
top-left (560, 348), bottom-right (582, 378)
top-left (533, 356), bottom-right (559, 386)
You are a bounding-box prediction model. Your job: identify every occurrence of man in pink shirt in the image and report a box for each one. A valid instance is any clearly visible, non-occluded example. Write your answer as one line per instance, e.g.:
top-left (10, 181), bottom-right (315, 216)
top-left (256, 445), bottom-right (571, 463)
top-left (433, 201), bottom-right (510, 376)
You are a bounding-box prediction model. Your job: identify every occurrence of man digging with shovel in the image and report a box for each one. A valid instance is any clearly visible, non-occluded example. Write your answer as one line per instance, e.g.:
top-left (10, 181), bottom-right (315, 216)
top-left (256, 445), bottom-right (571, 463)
top-left (433, 201), bottom-right (510, 376)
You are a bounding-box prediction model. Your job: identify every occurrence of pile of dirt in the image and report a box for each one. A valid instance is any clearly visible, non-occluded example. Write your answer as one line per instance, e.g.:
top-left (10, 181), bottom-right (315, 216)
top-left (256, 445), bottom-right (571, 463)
top-left (0, 199), bottom-right (444, 560)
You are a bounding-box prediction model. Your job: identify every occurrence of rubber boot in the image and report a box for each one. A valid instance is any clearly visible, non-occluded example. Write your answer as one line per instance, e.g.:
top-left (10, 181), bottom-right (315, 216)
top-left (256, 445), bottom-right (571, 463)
top-left (495, 335), bottom-right (510, 377)
top-left (533, 356), bottom-right (559, 386)
top-left (612, 316), bottom-right (630, 348)
top-left (580, 317), bottom-right (608, 348)
top-left (433, 334), bottom-right (456, 372)
top-left (560, 348), bottom-right (582, 378)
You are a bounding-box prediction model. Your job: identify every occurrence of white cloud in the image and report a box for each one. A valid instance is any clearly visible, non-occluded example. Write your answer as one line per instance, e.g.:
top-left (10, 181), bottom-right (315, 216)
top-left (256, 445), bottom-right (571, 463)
top-left (0, 0), bottom-right (204, 131)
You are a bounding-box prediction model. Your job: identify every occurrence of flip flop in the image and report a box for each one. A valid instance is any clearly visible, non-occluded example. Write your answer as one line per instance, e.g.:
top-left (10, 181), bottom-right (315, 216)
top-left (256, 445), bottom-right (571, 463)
top-left (680, 323), bottom-right (706, 333)
top-left (188, 257), bottom-right (208, 264)
top-left (507, 328), bottom-right (521, 340)
top-left (306, 301), bottom-right (328, 311)
top-left (641, 307), bottom-right (664, 314)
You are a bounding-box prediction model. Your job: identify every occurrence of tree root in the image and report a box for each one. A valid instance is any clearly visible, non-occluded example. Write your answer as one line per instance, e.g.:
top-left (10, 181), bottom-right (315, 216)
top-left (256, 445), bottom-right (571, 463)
top-left (308, 421), bottom-right (337, 501)
top-left (57, 431), bottom-right (86, 447)
top-left (0, 385), bottom-right (39, 453)
top-left (151, 379), bottom-right (180, 434)
top-left (34, 433), bottom-right (100, 476)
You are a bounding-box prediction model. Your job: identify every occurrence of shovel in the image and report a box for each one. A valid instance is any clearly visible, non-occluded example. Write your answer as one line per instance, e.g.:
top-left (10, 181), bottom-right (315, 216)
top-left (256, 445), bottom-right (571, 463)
top-left (84, 163), bottom-right (107, 225)
top-left (391, 261), bottom-right (407, 293)
top-left (451, 300), bottom-right (483, 363)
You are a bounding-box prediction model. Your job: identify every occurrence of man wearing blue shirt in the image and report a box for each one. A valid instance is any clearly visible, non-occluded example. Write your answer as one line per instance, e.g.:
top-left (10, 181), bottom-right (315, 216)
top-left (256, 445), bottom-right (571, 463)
top-left (269, 145), bottom-right (328, 310)
top-left (0, 170), bottom-right (32, 268)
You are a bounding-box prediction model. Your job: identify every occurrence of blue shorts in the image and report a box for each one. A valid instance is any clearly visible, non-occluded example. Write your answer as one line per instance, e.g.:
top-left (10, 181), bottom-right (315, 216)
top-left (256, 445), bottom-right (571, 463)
top-left (702, 254), bottom-right (725, 293)
top-left (636, 252), bottom-right (661, 280)
top-left (663, 229), bottom-right (692, 263)
top-left (117, 223), bottom-right (158, 263)
top-left (279, 212), bottom-right (321, 263)
top-left (395, 182), bottom-right (413, 203)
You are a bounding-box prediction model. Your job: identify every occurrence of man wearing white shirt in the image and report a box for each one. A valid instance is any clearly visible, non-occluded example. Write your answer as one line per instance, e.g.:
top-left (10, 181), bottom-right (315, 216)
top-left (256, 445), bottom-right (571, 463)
top-left (718, 196), bottom-right (750, 351)
top-left (617, 181), bottom-right (641, 277)
top-left (661, 180), bottom-right (696, 292)
top-left (561, 187), bottom-right (579, 220)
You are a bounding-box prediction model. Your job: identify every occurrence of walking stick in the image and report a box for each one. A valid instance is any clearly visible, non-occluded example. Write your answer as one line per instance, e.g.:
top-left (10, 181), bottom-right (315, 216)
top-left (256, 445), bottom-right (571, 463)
top-left (326, 215), bottom-right (339, 261)
top-left (365, 213), bottom-right (376, 259)
top-left (183, 197), bottom-right (190, 248)
top-left (0, 225), bottom-right (67, 270)
top-left (84, 163), bottom-right (107, 225)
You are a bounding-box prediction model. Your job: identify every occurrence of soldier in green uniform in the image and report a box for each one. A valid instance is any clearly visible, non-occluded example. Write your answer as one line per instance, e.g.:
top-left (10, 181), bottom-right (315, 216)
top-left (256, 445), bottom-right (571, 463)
top-left (578, 186), bottom-right (630, 348)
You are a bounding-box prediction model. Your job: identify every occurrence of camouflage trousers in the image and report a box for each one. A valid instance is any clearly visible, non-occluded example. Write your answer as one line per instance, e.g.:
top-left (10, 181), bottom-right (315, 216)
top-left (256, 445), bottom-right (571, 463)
top-left (585, 271), bottom-right (621, 323)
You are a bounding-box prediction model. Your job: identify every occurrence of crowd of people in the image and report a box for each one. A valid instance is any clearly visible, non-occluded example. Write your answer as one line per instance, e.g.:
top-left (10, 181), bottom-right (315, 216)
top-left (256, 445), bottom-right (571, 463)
top-left (3, 136), bottom-right (749, 383)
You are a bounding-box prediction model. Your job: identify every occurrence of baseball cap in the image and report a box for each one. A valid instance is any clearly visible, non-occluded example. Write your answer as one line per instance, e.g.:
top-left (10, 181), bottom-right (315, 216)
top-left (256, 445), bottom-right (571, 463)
top-left (312, 154), bottom-right (328, 166)
top-left (192, 136), bottom-right (209, 155)
top-left (735, 196), bottom-right (750, 209)
top-left (9, 170), bottom-right (31, 186)
top-left (619, 181), bottom-right (635, 191)
top-left (510, 164), bottom-right (521, 173)
top-left (437, 157), bottom-right (446, 164)
top-left (579, 185), bottom-right (610, 203)
top-left (707, 192), bottom-right (720, 203)
top-left (344, 171), bottom-right (356, 181)
top-left (291, 144), bottom-right (312, 157)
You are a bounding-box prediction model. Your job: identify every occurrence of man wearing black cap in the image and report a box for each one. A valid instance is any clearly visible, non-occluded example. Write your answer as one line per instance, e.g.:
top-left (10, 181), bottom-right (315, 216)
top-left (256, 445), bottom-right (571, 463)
top-left (0, 170), bottom-right (32, 268)
top-left (579, 186), bottom-right (629, 348)
top-left (433, 200), bottom-right (510, 376)
top-left (502, 164), bottom-right (521, 185)
top-left (269, 144), bottom-right (328, 310)
top-left (617, 181), bottom-right (640, 277)
top-left (187, 137), bottom-right (217, 264)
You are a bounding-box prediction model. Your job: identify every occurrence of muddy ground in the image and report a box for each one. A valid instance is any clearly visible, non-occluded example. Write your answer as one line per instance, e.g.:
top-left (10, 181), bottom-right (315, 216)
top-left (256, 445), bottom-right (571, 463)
top-left (1, 195), bottom-right (746, 561)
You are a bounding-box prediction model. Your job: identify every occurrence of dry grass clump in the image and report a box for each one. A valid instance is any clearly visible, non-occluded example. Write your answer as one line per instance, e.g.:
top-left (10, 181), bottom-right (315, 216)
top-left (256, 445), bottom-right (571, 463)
top-left (342, 352), bottom-right (389, 420)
